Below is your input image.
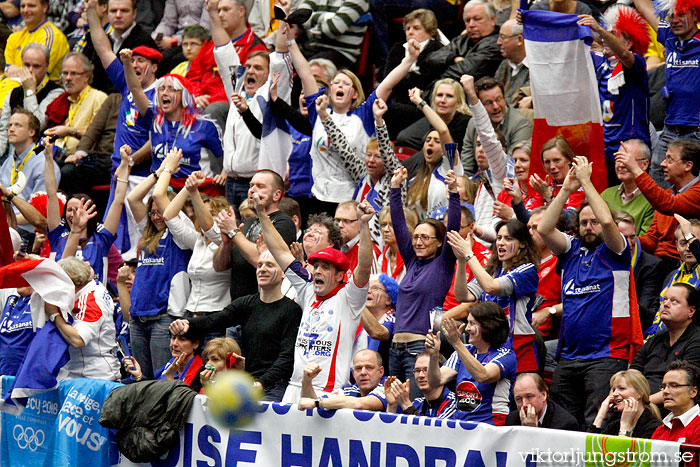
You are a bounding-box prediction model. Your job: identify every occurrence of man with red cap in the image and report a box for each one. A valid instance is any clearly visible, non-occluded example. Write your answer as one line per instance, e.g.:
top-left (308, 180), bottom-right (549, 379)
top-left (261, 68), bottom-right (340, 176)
top-left (253, 191), bottom-right (376, 403)
top-left (578, 7), bottom-right (651, 185)
top-left (87, 0), bottom-right (163, 259)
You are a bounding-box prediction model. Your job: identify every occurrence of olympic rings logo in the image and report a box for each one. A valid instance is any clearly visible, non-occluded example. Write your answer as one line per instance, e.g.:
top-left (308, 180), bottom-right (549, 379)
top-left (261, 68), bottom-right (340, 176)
top-left (12, 425), bottom-right (45, 451)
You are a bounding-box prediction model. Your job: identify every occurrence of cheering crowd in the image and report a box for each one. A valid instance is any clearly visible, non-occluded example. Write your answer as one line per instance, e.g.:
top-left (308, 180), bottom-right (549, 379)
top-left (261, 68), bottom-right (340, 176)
top-left (2, 0), bottom-right (700, 448)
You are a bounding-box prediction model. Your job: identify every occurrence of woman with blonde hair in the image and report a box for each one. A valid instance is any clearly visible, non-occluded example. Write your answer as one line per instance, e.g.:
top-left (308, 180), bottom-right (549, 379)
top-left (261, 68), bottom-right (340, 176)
top-left (397, 78), bottom-right (471, 159)
top-left (125, 148), bottom-right (193, 380)
top-left (589, 369), bottom-right (662, 438)
top-left (286, 25), bottom-right (422, 212)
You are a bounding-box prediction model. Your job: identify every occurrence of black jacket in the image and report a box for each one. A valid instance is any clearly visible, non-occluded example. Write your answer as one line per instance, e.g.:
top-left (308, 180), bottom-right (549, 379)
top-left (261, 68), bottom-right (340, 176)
top-left (506, 400), bottom-right (580, 430)
top-left (589, 408), bottom-right (662, 439)
top-left (634, 249), bottom-right (665, 331)
top-left (99, 380), bottom-right (196, 462)
top-left (425, 29), bottom-right (502, 82)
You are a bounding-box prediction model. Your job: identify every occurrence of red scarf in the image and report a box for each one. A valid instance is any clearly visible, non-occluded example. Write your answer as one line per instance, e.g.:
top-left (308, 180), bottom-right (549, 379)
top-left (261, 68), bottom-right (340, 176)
top-left (380, 246), bottom-right (404, 279)
top-left (45, 92), bottom-right (71, 128)
top-left (312, 282), bottom-right (345, 306)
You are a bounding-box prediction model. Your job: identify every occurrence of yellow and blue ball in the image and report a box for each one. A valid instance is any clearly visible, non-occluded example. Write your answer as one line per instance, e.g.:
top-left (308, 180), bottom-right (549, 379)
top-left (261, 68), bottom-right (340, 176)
top-left (205, 371), bottom-right (263, 428)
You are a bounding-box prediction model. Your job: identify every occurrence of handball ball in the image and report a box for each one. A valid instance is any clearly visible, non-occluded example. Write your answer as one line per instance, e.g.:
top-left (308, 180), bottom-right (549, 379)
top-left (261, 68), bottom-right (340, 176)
top-left (205, 371), bottom-right (263, 428)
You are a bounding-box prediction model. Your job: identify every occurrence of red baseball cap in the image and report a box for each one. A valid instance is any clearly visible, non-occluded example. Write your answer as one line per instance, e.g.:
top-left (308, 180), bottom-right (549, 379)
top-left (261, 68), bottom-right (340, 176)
top-left (307, 248), bottom-right (349, 272)
top-left (132, 46), bottom-right (163, 64)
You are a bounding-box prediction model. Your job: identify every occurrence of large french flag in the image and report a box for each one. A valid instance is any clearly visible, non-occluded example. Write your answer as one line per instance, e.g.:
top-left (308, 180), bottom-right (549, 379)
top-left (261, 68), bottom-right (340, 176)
top-left (522, 10), bottom-right (607, 192)
top-left (0, 259), bottom-right (75, 414)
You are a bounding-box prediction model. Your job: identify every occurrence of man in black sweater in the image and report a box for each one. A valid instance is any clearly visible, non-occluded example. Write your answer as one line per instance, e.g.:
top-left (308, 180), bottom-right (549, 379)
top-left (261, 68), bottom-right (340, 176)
top-left (170, 250), bottom-right (302, 402)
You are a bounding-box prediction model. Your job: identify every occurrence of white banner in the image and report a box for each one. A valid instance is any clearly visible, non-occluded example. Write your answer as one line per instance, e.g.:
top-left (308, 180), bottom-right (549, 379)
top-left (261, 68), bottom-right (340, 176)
top-left (117, 396), bottom-right (687, 467)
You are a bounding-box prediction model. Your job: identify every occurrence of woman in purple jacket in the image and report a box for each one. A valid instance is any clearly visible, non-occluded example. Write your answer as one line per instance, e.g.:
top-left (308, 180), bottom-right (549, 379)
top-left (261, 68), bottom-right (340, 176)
top-left (388, 165), bottom-right (460, 395)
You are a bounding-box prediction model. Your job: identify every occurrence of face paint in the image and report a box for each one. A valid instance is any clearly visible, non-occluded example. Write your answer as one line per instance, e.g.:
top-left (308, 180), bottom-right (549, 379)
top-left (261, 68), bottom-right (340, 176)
top-left (144, 64), bottom-right (151, 77)
top-left (270, 269), bottom-right (278, 282)
top-left (374, 291), bottom-right (383, 304)
top-left (509, 243), bottom-right (514, 254)
top-left (473, 324), bottom-right (479, 336)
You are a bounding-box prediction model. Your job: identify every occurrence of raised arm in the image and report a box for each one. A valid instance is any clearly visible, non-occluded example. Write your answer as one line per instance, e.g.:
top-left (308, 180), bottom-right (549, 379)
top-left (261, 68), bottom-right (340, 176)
top-left (632, 0), bottom-right (659, 31)
top-left (360, 309), bottom-right (390, 341)
top-left (251, 192), bottom-right (295, 269)
top-left (103, 148), bottom-right (132, 234)
top-left (118, 49), bottom-right (149, 116)
top-left (461, 74), bottom-right (506, 182)
top-left (1, 185), bottom-right (47, 229)
top-left (537, 167), bottom-right (578, 255)
top-left (62, 198), bottom-right (97, 258)
top-left (374, 98), bottom-right (402, 176)
top-left (425, 330), bottom-right (458, 386)
top-left (574, 156), bottom-right (626, 253)
top-left (353, 201), bottom-right (375, 286)
top-left (183, 172), bottom-right (214, 231)
top-left (207, 0), bottom-right (232, 47)
top-left (285, 27), bottom-right (318, 98)
top-left (152, 147), bottom-right (182, 214)
top-left (442, 318), bottom-right (502, 383)
top-left (86, 0), bottom-right (118, 69)
top-left (447, 231), bottom-right (497, 300)
top-left (409, 87), bottom-right (453, 145)
top-left (317, 94), bottom-right (366, 183)
top-left (127, 146), bottom-right (164, 223)
top-left (578, 15), bottom-right (635, 69)
top-left (375, 39), bottom-right (420, 102)
top-left (43, 139), bottom-right (61, 231)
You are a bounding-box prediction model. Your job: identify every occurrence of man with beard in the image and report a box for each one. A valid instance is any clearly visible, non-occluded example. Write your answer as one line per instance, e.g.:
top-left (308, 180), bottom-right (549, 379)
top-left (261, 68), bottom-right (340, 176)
top-left (538, 155), bottom-right (633, 427)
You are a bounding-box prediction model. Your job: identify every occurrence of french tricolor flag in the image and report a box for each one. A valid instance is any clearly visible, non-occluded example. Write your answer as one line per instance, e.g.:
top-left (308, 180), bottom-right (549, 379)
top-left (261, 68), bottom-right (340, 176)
top-left (522, 10), bottom-right (608, 191)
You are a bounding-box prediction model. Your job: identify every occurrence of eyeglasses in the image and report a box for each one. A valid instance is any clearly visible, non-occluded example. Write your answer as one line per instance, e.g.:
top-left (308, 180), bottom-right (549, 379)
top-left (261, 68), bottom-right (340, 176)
top-left (413, 368), bottom-right (429, 375)
top-left (149, 210), bottom-right (163, 218)
top-left (304, 228), bottom-right (325, 236)
top-left (61, 71), bottom-right (86, 77)
top-left (335, 217), bottom-right (358, 225)
top-left (660, 383), bottom-right (693, 390)
top-left (579, 219), bottom-right (600, 228)
top-left (412, 234), bottom-right (437, 243)
top-left (481, 96), bottom-right (505, 107)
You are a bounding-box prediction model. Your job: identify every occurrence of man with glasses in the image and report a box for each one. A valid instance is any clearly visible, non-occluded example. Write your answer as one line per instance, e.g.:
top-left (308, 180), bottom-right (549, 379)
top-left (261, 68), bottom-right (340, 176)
top-left (44, 53), bottom-right (107, 157)
top-left (644, 221), bottom-right (700, 338)
top-left (335, 200), bottom-right (381, 276)
top-left (602, 140), bottom-right (655, 236)
top-left (538, 155), bottom-right (633, 427)
top-left (460, 77), bottom-right (532, 177)
top-left (494, 19), bottom-right (529, 106)
top-left (633, 284), bottom-right (700, 406)
top-left (617, 139), bottom-right (700, 278)
top-left (652, 360), bottom-right (700, 444)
